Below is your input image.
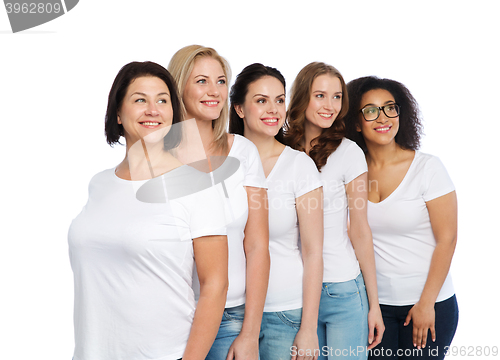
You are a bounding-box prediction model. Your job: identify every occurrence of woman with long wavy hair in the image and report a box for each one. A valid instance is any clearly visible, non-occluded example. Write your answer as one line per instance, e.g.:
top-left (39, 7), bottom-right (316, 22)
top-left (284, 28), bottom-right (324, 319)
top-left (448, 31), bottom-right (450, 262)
top-left (285, 62), bottom-right (384, 360)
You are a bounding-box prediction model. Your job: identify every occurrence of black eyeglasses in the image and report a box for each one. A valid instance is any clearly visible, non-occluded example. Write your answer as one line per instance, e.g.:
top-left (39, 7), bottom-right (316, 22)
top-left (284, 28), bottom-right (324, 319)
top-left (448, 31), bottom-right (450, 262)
top-left (360, 103), bottom-right (400, 121)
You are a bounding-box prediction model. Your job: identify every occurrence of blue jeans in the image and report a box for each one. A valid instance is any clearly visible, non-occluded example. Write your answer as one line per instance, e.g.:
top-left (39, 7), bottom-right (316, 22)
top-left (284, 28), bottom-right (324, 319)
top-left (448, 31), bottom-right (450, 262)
top-left (206, 304), bottom-right (245, 360)
top-left (259, 308), bottom-right (302, 360)
top-left (317, 273), bottom-right (369, 360)
top-left (368, 295), bottom-right (458, 360)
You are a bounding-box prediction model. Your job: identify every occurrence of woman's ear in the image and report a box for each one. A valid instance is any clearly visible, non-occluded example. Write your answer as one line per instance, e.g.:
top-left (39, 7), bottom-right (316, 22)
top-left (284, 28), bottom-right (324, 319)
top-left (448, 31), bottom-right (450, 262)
top-left (234, 105), bottom-right (244, 119)
top-left (356, 122), bottom-right (361, 132)
top-left (117, 114), bottom-right (122, 125)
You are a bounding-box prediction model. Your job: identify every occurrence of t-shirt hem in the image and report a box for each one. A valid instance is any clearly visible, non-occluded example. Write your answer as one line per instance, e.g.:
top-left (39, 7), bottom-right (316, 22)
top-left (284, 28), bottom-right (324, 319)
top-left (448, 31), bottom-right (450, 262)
top-left (423, 186), bottom-right (455, 202)
top-left (191, 228), bottom-right (227, 240)
top-left (225, 297), bottom-right (246, 308)
top-left (263, 301), bottom-right (303, 313)
top-left (243, 181), bottom-right (268, 189)
top-left (344, 169), bottom-right (367, 185)
top-left (379, 292), bottom-right (456, 306)
top-left (322, 268), bottom-right (361, 283)
top-left (295, 181), bottom-right (323, 198)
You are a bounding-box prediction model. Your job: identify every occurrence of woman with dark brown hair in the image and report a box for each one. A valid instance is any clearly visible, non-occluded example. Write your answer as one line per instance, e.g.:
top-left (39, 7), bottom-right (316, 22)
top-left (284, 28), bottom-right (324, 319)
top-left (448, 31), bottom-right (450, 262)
top-left (285, 62), bottom-right (384, 360)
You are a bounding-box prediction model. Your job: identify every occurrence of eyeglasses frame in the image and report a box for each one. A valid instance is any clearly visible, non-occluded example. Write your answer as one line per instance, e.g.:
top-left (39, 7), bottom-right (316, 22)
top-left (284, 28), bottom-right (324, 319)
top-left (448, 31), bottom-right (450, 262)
top-left (360, 103), bottom-right (400, 122)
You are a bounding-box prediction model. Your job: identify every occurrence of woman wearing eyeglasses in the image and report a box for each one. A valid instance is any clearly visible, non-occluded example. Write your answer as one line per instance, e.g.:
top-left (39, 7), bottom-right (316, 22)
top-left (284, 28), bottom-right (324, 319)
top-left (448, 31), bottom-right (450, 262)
top-left (285, 62), bottom-right (384, 360)
top-left (345, 76), bottom-right (458, 360)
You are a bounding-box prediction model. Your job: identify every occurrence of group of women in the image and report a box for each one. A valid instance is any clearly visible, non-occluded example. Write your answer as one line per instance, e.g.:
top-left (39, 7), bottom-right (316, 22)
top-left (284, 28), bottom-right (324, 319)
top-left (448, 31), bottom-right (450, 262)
top-left (68, 45), bottom-right (459, 360)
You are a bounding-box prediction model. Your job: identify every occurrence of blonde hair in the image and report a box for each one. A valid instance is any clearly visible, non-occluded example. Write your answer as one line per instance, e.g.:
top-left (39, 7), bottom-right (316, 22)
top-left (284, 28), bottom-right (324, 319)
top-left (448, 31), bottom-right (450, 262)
top-left (168, 45), bottom-right (232, 153)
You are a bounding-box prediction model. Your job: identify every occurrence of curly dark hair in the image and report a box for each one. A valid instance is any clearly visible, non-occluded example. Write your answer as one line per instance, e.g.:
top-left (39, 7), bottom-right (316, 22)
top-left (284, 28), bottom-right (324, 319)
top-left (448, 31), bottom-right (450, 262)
top-left (105, 61), bottom-right (182, 150)
top-left (344, 76), bottom-right (423, 153)
top-left (283, 62), bottom-right (348, 171)
top-left (229, 63), bottom-right (286, 143)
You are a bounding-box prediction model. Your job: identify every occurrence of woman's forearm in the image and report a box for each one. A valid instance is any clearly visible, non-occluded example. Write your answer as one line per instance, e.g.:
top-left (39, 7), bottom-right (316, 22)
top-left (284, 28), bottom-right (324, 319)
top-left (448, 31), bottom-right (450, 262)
top-left (183, 280), bottom-right (228, 360)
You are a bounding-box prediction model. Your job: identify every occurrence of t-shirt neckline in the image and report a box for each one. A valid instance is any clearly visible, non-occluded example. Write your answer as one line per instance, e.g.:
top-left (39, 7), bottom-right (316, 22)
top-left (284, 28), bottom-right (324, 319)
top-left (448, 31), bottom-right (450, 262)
top-left (368, 150), bottom-right (419, 205)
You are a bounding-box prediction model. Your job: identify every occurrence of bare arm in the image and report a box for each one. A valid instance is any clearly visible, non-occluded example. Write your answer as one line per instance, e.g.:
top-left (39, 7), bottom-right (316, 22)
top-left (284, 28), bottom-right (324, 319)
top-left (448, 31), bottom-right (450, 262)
top-left (292, 187), bottom-right (324, 360)
top-left (227, 187), bottom-right (269, 360)
top-left (346, 172), bottom-right (384, 349)
top-left (183, 235), bottom-right (229, 360)
top-left (404, 191), bottom-right (457, 349)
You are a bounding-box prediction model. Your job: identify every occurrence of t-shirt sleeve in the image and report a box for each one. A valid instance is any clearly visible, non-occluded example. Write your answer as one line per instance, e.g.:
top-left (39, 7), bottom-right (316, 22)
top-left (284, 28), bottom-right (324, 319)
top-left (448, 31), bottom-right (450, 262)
top-left (343, 141), bottom-right (368, 184)
top-left (189, 184), bottom-right (228, 239)
top-left (171, 184), bottom-right (227, 241)
top-left (422, 156), bottom-right (455, 202)
top-left (294, 152), bottom-right (323, 198)
top-left (242, 141), bottom-right (267, 189)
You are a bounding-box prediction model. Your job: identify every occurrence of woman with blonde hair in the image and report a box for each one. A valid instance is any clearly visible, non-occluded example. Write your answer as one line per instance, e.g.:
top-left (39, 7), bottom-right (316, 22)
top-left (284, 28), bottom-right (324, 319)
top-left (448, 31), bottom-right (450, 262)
top-left (168, 45), bottom-right (270, 360)
top-left (285, 62), bottom-right (384, 359)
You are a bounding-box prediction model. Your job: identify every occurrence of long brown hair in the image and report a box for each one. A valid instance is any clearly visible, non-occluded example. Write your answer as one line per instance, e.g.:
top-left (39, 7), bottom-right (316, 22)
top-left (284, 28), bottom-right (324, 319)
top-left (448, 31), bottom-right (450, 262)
top-left (284, 62), bottom-right (348, 171)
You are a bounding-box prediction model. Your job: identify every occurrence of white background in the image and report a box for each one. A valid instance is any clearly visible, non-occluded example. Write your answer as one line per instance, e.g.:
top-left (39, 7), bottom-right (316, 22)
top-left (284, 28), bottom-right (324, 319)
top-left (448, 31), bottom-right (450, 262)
top-left (1, 1), bottom-right (498, 359)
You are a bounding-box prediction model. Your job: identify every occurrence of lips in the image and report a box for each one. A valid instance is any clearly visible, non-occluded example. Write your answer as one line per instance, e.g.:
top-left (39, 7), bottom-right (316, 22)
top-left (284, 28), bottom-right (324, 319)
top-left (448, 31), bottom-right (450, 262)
top-left (139, 121), bottom-right (161, 128)
top-left (201, 101), bottom-right (219, 107)
top-left (261, 118), bottom-right (279, 126)
top-left (374, 125), bottom-right (391, 133)
top-left (318, 113), bottom-right (334, 120)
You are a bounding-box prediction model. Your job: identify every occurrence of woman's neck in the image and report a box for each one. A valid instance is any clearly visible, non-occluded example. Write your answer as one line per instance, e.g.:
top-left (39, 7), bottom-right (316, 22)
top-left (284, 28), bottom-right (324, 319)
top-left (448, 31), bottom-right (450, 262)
top-left (244, 130), bottom-right (281, 160)
top-left (195, 118), bottom-right (217, 156)
top-left (365, 141), bottom-right (405, 167)
top-left (119, 140), bottom-right (178, 180)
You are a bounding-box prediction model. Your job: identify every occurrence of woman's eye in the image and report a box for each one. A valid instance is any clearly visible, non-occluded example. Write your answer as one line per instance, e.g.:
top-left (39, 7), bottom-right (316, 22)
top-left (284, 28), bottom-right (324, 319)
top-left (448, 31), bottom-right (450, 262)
top-left (257, 98), bottom-right (266, 104)
top-left (196, 79), bottom-right (207, 84)
top-left (316, 94), bottom-right (324, 98)
top-left (218, 79), bottom-right (226, 85)
top-left (334, 94), bottom-right (342, 100)
top-left (135, 98), bottom-right (146, 103)
top-left (158, 99), bottom-right (167, 104)
top-left (277, 98), bottom-right (285, 104)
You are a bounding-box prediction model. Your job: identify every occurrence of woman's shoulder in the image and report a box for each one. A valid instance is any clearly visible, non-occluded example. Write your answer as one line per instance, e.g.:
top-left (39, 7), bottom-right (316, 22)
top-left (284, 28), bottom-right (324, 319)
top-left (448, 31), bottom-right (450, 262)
top-left (413, 151), bottom-right (447, 170)
top-left (230, 133), bottom-right (260, 157)
top-left (326, 137), bottom-right (365, 162)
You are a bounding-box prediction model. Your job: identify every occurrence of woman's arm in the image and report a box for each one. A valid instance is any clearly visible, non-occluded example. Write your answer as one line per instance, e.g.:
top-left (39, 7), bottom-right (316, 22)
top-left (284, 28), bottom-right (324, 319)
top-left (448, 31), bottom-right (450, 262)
top-left (227, 186), bottom-right (270, 360)
top-left (404, 191), bottom-right (458, 349)
top-left (346, 172), bottom-right (385, 350)
top-left (292, 187), bottom-right (324, 360)
top-left (183, 235), bottom-right (229, 360)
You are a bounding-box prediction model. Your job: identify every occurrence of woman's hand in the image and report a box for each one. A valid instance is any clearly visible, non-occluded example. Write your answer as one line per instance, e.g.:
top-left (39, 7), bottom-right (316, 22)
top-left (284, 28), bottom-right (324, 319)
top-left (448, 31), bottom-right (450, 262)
top-left (292, 328), bottom-right (319, 360)
top-left (404, 301), bottom-right (436, 349)
top-left (367, 305), bottom-right (385, 350)
top-left (226, 332), bottom-right (259, 360)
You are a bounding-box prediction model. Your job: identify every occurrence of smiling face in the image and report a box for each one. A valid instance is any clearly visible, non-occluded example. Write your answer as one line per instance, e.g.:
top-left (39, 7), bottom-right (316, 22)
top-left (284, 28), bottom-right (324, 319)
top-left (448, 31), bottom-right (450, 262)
top-left (182, 56), bottom-right (228, 121)
top-left (358, 88), bottom-right (399, 147)
top-left (117, 76), bottom-right (173, 146)
top-left (304, 74), bottom-right (343, 133)
top-left (234, 76), bottom-right (286, 139)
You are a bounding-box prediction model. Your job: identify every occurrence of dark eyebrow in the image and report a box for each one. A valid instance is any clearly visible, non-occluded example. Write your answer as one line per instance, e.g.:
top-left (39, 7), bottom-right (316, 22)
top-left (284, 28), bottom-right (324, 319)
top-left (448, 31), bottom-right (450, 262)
top-left (361, 100), bottom-right (395, 108)
top-left (276, 93), bottom-right (286, 98)
top-left (253, 94), bottom-right (269, 98)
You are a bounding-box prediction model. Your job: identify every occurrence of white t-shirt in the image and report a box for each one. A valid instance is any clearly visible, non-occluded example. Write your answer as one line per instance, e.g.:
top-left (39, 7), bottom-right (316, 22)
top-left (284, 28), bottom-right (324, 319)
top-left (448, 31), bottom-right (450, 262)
top-left (193, 134), bottom-right (267, 308)
top-left (367, 151), bottom-right (455, 305)
top-left (264, 146), bottom-right (322, 312)
top-left (68, 166), bottom-right (227, 360)
top-left (321, 138), bottom-right (367, 282)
